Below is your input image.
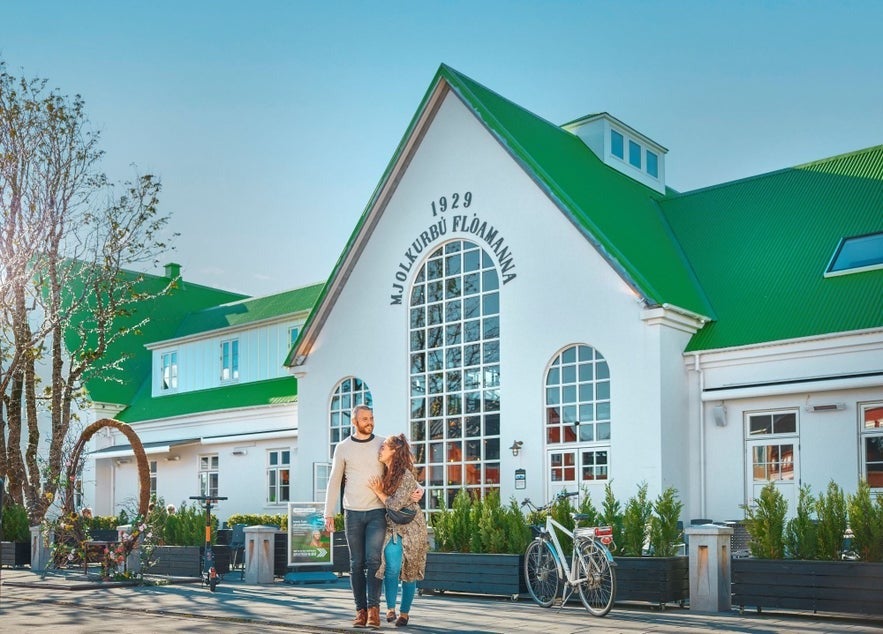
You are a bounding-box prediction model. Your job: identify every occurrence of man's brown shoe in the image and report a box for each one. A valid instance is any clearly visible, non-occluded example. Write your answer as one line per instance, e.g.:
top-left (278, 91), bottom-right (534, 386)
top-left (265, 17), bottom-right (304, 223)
top-left (367, 606), bottom-right (381, 629)
top-left (353, 609), bottom-right (368, 628)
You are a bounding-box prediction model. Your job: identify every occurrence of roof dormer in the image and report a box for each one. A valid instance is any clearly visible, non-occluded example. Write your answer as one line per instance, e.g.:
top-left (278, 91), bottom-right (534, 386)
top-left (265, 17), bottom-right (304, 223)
top-left (563, 113), bottom-right (667, 194)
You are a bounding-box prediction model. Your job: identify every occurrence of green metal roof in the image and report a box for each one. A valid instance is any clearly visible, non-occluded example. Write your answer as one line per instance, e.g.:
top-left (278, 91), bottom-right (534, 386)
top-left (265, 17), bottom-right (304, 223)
top-left (286, 64), bottom-right (716, 367)
top-left (70, 268), bottom-right (248, 405)
top-left (174, 283), bottom-right (324, 338)
top-left (117, 375), bottom-right (299, 423)
top-left (662, 146), bottom-right (883, 351)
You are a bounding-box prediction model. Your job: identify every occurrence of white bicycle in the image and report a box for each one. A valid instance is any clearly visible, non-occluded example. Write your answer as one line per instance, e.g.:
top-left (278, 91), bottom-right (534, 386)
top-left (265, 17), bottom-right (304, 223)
top-left (522, 491), bottom-right (617, 617)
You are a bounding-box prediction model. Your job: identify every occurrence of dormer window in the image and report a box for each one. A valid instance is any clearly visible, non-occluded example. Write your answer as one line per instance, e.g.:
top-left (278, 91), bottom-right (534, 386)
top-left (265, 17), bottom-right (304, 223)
top-left (567, 113), bottom-right (667, 194)
top-left (825, 231), bottom-right (883, 277)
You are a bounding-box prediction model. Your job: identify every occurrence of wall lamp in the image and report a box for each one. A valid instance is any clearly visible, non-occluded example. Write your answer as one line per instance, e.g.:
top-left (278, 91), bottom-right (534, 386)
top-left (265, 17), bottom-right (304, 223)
top-left (165, 455), bottom-right (181, 462)
top-left (115, 458), bottom-right (131, 466)
top-left (509, 440), bottom-right (524, 457)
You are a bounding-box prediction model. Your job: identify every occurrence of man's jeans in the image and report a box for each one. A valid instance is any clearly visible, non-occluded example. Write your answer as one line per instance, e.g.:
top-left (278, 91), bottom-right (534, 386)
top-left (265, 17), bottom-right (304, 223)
top-left (345, 508), bottom-right (386, 610)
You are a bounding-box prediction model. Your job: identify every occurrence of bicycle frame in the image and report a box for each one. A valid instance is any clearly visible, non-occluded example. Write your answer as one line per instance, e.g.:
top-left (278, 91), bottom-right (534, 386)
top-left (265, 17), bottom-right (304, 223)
top-left (540, 515), bottom-right (584, 588)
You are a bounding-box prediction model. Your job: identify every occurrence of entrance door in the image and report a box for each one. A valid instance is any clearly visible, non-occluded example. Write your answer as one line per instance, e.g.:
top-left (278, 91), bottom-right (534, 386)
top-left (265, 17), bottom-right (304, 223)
top-left (546, 448), bottom-right (609, 503)
top-left (744, 411), bottom-right (799, 511)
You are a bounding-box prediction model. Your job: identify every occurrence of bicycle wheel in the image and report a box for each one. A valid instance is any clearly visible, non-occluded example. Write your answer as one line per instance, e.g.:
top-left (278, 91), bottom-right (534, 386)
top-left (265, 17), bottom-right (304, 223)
top-left (524, 539), bottom-right (561, 607)
top-left (575, 539), bottom-right (616, 617)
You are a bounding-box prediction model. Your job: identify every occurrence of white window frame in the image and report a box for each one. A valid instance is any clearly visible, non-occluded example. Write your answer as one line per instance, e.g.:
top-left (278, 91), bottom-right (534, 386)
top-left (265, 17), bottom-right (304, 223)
top-left (314, 462), bottom-right (332, 504)
top-left (409, 240), bottom-right (502, 511)
top-left (745, 409), bottom-right (799, 507)
top-left (329, 377), bottom-right (373, 458)
top-left (160, 351), bottom-right (178, 391)
top-left (199, 454), bottom-right (219, 498)
top-left (860, 402), bottom-right (883, 490)
top-left (220, 339), bottom-right (239, 382)
top-left (267, 448), bottom-right (291, 504)
top-left (149, 460), bottom-right (157, 497)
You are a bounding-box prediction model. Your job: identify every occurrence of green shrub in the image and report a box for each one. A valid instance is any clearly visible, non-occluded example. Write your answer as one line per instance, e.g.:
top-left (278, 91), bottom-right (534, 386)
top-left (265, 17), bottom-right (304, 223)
top-left (162, 501), bottom-right (219, 546)
top-left (847, 480), bottom-right (883, 562)
top-left (551, 490), bottom-right (577, 556)
top-left (600, 481), bottom-right (623, 551)
top-left (620, 482), bottom-right (652, 557)
top-left (502, 497), bottom-right (532, 554)
top-left (1, 503), bottom-right (30, 542)
top-left (576, 487), bottom-right (600, 527)
top-left (742, 482), bottom-right (787, 559)
top-left (784, 484), bottom-right (818, 560)
top-left (226, 513), bottom-right (288, 531)
top-left (430, 489), bottom-right (530, 554)
top-left (649, 486), bottom-right (683, 557)
top-left (815, 480), bottom-right (847, 561)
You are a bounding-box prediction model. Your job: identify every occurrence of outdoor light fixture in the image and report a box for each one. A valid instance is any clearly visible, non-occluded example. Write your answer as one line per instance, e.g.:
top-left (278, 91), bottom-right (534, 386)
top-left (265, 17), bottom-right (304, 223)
top-left (115, 458), bottom-right (131, 466)
top-left (509, 440), bottom-right (523, 457)
top-left (165, 455), bottom-right (181, 462)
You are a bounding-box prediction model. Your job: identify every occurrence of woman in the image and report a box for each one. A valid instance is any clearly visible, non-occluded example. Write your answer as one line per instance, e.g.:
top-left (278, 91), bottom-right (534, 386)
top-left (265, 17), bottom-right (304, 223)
top-left (367, 433), bottom-right (428, 628)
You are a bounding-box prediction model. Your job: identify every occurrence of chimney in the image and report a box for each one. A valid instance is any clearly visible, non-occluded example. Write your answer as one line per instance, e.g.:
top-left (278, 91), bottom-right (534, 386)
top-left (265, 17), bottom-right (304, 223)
top-left (164, 262), bottom-right (182, 280)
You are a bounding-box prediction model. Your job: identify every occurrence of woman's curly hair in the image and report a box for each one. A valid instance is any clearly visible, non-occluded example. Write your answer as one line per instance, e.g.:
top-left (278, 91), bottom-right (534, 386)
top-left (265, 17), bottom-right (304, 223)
top-left (381, 433), bottom-right (415, 496)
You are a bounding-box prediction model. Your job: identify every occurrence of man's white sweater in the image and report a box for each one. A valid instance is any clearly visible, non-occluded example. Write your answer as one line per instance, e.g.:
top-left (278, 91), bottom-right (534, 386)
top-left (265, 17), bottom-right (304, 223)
top-left (324, 434), bottom-right (385, 517)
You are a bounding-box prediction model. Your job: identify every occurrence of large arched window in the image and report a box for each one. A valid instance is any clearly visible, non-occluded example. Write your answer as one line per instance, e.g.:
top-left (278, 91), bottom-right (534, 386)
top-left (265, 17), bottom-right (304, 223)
top-left (409, 240), bottom-right (501, 509)
top-left (545, 344), bottom-right (610, 486)
top-left (329, 376), bottom-right (373, 459)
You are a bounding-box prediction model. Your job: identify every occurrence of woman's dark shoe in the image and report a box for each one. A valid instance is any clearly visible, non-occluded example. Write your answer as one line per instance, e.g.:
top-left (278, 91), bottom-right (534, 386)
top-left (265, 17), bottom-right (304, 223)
top-left (386, 610), bottom-right (397, 623)
top-left (395, 613), bottom-right (409, 627)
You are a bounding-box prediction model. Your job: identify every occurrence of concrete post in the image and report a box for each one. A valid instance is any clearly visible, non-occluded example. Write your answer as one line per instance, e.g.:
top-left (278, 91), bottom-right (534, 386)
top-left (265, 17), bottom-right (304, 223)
top-left (117, 524), bottom-right (141, 574)
top-left (29, 525), bottom-right (53, 572)
top-left (686, 524), bottom-right (734, 612)
top-left (243, 525), bottom-right (276, 584)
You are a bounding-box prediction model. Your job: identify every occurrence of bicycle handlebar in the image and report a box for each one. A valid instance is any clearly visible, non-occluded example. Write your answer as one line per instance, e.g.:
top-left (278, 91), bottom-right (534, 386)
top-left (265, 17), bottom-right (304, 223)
top-left (521, 490), bottom-right (579, 510)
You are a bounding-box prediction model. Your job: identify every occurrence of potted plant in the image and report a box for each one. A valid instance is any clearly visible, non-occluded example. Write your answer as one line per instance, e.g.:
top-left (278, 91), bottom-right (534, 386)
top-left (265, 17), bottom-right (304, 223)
top-left (732, 479), bottom-right (883, 616)
top-left (614, 483), bottom-right (688, 608)
top-left (1, 503), bottom-right (31, 567)
top-left (420, 488), bottom-right (531, 598)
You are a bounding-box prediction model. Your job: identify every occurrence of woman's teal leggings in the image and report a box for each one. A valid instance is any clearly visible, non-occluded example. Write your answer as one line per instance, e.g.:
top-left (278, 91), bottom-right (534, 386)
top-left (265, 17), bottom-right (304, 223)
top-left (383, 534), bottom-right (416, 613)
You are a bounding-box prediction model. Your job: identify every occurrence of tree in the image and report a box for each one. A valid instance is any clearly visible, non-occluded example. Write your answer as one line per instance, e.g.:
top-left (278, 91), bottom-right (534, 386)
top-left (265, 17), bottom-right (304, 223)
top-left (0, 60), bottom-right (175, 525)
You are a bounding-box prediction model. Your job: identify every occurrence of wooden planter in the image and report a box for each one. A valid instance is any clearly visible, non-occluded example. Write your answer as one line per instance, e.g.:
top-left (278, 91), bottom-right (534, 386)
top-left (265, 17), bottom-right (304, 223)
top-left (0, 541), bottom-right (31, 567)
top-left (418, 552), bottom-right (525, 599)
top-left (613, 556), bottom-right (689, 607)
top-left (732, 558), bottom-right (883, 616)
top-left (332, 532), bottom-right (350, 573)
top-left (148, 545), bottom-right (201, 577)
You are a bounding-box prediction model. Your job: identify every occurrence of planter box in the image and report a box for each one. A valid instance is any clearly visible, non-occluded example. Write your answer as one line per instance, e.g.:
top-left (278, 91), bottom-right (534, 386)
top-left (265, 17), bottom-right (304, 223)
top-left (418, 552), bottom-right (525, 598)
top-left (1, 541), bottom-right (31, 567)
top-left (732, 558), bottom-right (883, 616)
top-left (148, 545), bottom-right (201, 577)
top-left (332, 532), bottom-right (350, 574)
top-left (614, 556), bottom-right (689, 607)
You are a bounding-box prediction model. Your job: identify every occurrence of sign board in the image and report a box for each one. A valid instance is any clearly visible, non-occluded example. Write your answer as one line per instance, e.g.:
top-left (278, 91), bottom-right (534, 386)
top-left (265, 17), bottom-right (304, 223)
top-left (515, 468), bottom-right (526, 490)
top-left (287, 502), bottom-right (332, 567)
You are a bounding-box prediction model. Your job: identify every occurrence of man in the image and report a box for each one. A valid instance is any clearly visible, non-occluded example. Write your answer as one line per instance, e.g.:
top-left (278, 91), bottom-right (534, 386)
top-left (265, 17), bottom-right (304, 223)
top-left (324, 405), bottom-right (420, 629)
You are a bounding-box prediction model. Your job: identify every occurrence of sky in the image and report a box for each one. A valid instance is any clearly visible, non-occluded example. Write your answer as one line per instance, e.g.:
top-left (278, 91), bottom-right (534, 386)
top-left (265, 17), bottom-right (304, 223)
top-left (3, 1), bottom-right (882, 297)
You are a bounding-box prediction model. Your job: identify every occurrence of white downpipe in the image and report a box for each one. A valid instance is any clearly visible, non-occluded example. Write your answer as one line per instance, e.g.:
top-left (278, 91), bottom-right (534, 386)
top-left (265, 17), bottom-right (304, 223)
top-left (694, 354), bottom-right (706, 519)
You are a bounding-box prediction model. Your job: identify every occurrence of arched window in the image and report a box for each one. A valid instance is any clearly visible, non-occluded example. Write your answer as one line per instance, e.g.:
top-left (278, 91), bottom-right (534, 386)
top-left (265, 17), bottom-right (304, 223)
top-left (409, 240), bottom-right (501, 509)
top-left (329, 376), bottom-right (373, 458)
top-left (545, 344), bottom-right (610, 485)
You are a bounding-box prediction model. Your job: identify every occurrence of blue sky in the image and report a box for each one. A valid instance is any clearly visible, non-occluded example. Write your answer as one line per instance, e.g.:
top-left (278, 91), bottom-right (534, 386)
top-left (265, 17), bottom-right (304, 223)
top-left (3, 1), bottom-right (882, 296)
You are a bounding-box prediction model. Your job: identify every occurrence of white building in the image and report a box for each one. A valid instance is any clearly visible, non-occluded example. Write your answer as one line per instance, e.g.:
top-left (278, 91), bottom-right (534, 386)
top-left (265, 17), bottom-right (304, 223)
top-left (285, 64), bottom-right (883, 523)
top-left (82, 264), bottom-right (322, 520)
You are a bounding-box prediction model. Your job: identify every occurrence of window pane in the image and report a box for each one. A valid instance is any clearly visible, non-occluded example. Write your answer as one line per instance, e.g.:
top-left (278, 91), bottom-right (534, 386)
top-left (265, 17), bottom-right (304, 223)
top-left (646, 150), bottom-right (658, 178)
top-left (611, 130), bottom-right (624, 159)
top-left (629, 140), bottom-right (641, 168)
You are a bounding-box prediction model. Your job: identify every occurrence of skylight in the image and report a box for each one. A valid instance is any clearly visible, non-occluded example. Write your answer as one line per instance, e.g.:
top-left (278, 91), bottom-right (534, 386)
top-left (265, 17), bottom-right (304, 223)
top-left (825, 231), bottom-right (883, 277)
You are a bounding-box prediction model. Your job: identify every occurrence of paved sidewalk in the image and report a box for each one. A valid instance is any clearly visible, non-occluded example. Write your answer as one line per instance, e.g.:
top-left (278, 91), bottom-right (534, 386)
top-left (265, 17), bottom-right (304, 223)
top-left (2, 568), bottom-right (883, 633)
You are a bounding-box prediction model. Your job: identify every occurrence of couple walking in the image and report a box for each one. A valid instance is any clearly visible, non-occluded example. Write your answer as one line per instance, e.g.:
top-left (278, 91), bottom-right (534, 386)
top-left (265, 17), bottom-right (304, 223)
top-left (323, 405), bottom-right (428, 629)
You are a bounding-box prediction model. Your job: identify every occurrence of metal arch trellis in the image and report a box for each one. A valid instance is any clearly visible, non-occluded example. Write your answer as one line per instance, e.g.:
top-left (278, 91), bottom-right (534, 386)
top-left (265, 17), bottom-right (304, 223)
top-left (63, 418), bottom-right (151, 523)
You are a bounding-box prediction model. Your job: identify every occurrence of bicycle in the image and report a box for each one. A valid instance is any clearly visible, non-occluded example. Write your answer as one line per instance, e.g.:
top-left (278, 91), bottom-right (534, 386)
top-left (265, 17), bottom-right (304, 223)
top-left (189, 495), bottom-right (228, 592)
top-left (521, 491), bottom-right (617, 617)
